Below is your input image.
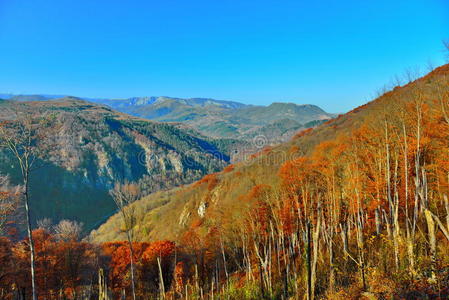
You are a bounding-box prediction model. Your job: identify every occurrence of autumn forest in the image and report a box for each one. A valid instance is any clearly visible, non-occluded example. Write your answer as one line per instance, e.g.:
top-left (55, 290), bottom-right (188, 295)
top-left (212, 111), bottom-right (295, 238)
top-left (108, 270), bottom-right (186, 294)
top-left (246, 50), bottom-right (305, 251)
top-left (1, 1), bottom-right (449, 296)
top-left (0, 60), bottom-right (448, 300)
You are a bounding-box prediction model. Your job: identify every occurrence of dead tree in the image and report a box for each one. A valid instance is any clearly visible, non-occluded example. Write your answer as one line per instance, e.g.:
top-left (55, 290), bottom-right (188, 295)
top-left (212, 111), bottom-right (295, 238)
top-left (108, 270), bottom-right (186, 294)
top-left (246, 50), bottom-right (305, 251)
top-left (0, 104), bottom-right (60, 300)
top-left (110, 181), bottom-right (141, 300)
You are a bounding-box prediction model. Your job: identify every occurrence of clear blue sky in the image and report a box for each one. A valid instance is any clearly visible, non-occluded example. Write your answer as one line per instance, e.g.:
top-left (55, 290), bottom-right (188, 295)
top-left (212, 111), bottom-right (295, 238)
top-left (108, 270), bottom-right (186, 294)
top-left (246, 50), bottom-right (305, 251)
top-left (0, 0), bottom-right (448, 112)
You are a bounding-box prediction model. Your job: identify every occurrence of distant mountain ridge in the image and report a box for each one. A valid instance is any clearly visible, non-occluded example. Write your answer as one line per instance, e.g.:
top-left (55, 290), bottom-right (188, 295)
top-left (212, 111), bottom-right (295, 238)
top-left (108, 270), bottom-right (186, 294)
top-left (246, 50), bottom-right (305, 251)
top-left (90, 96), bottom-right (248, 110)
top-left (0, 94), bottom-right (247, 109)
top-left (1, 94), bottom-right (334, 143)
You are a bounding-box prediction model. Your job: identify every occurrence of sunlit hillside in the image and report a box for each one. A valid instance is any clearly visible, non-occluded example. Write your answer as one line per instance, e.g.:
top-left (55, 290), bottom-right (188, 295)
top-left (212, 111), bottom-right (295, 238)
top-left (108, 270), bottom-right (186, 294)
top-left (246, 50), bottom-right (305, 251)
top-left (87, 64), bottom-right (449, 298)
top-left (1, 64), bottom-right (448, 299)
top-left (93, 64), bottom-right (449, 241)
top-left (1, 1), bottom-right (448, 298)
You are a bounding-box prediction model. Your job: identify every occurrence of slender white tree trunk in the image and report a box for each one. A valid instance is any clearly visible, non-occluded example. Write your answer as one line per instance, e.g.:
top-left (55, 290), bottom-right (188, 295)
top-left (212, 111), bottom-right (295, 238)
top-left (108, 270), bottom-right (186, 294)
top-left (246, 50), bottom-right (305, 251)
top-left (24, 174), bottom-right (37, 300)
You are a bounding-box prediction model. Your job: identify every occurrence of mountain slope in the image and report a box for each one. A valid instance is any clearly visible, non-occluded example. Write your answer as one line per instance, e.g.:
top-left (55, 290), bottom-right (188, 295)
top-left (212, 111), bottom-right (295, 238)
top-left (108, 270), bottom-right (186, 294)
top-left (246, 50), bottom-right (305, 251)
top-left (0, 98), bottom-right (229, 231)
top-left (90, 64), bottom-right (449, 243)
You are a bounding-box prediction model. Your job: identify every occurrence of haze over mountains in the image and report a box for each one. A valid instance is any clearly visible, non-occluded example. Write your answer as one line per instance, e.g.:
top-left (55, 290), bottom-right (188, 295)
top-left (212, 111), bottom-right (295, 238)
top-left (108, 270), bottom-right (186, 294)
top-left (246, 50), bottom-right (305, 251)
top-left (0, 94), bottom-right (334, 143)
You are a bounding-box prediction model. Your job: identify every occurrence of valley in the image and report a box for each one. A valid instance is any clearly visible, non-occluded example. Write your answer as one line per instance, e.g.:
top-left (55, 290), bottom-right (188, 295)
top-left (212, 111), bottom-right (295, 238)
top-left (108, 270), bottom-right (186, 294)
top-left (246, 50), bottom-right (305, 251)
top-left (1, 1), bottom-right (448, 298)
top-left (1, 64), bottom-right (449, 298)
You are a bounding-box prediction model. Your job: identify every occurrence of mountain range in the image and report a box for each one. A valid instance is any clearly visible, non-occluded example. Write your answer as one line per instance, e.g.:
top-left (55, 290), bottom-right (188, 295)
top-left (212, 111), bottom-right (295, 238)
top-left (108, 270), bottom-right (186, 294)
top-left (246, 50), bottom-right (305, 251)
top-left (1, 94), bottom-right (334, 143)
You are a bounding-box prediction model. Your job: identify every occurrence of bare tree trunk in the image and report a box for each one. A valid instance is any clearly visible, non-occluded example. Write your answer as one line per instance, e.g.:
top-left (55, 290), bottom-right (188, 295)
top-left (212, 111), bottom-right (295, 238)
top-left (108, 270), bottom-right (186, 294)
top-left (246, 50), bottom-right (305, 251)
top-left (258, 261), bottom-right (265, 298)
top-left (110, 183), bottom-right (141, 300)
top-left (325, 222), bottom-right (335, 294)
top-left (402, 121), bottom-right (416, 276)
top-left (444, 195), bottom-right (449, 232)
top-left (98, 268), bottom-right (109, 300)
top-left (340, 223), bottom-right (348, 260)
top-left (428, 210), bottom-right (449, 242)
top-left (384, 120), bottom-right (400, 271)
top-left (24, 175), bottom-right (37, 300)
top-left (424, 209), bottom-right (437, 281)
top-left (311, 211), bottom-right (320, 298)
top-left (0, 108), bottom-right (61, 300)
top-left (195, 264), bottom-right (200, 295)
top-left (393, 158), bottom-right (401, 271)
top-left (254, 240), bottom-right (269, 297)
top-left (356, 210), bottom-right (366, 291)
top-left (158, 256), bottom-right (166, 299)
top-left (306, 221), bottom-right (312, 300)
top-left (219, 235), bottom-right (229, 284)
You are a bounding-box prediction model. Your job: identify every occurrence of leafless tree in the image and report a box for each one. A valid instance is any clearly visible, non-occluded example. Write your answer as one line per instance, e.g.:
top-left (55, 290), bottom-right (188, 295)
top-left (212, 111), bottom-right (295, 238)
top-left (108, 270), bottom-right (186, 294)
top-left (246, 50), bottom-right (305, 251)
top-left (110, 181), bottom-right (141, 300)
top-left (392, 74), bottom-right (403, 87)
top-left (36, 218), bottom-right (53, 232)
top-left (54, 219), bottom-right (83, 242)
top-left (403, 66), bottom-right (421, 84)
top-left (374, 84), bottom-right (391, 98)
top-left (426, 59), bottom-right (436, 72)
top-left (0, 103), bottom-right (60, 300)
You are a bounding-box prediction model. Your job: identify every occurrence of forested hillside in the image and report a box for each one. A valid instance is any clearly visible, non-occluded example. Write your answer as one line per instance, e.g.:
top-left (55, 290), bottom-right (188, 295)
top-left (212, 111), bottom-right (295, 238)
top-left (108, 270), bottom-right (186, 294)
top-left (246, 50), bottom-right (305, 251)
top-left (1, 65), bottom-right (448, 299)
top-left (89, 64), bottom-right (449, 298)
top-left (1, 0), bottom-right (447, 298)
top-left (0, 98), bottom-right (229, 231)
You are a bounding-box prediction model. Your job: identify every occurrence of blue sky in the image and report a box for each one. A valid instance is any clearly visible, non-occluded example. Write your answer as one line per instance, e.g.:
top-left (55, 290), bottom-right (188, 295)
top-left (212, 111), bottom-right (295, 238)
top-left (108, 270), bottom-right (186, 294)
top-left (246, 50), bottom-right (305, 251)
top-left (0, 0), bottom-right (448, 112)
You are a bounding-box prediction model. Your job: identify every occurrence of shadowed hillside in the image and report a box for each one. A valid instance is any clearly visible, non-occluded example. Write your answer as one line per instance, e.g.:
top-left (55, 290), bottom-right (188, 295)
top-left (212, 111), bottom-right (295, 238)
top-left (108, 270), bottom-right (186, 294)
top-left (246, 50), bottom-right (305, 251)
top-left (0, 98), bottom-right (230, 231)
